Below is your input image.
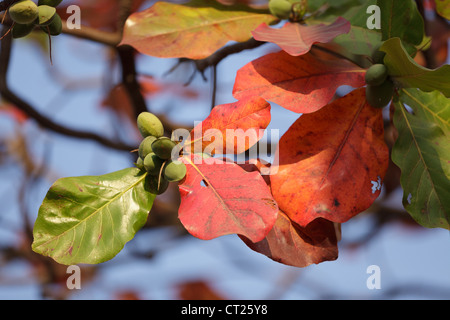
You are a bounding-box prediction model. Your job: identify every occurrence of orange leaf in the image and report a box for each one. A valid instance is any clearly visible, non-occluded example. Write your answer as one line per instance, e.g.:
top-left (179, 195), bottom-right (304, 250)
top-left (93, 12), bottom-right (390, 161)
top-left (270, 88), bottom-right (389, 227)
top-left (184, 96), bottom-right (271, 155)
top-left (232, 49), bottom-right (366, 113)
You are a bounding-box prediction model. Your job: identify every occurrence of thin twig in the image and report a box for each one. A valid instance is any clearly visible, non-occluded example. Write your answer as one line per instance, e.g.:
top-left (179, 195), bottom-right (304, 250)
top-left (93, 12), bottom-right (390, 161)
top-left (61, 23), bottom-right (121, 46)
top-left (210, 64), bottom-right (217, 110)
top-left (166, 38), bottom-right (267, 84)
top-left (0, 26), bottom-right (135, 152)
top-left (0, 0), bottom-right (18, 12)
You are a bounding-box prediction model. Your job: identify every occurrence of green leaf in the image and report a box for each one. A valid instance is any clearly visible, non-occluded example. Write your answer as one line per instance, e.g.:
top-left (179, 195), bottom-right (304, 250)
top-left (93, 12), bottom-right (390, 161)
top-left (380, 37), bottom-right (450, 97)
top-left (119, 0), bottom-right (277, 59)
top-left (391, 89), bottom-right (450, 230)
top-left (377, 0), bottom-right (424, 46)
top-left (310, 0), bottom-right (382, 56)
top-left (435, 0), bottom-right (450, 20)
top-left (32, 168), bottom-right (155, 265)
top-left (333, 25), bottom-right (381, 56)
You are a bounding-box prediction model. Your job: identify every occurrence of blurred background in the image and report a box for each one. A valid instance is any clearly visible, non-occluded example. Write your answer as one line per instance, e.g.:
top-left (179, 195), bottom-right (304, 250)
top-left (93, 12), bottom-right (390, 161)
top-left (0, 0), bottom-right (449, 300)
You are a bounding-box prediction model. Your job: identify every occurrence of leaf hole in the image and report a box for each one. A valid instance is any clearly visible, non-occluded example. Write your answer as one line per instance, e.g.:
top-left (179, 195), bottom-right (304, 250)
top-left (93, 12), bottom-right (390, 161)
top-left (200, 179), bottom-right (208, 187)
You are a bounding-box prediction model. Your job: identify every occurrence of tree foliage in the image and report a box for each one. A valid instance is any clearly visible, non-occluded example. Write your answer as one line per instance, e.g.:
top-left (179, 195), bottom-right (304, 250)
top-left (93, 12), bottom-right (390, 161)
top-left (1, 0), bottom-right (449, 271)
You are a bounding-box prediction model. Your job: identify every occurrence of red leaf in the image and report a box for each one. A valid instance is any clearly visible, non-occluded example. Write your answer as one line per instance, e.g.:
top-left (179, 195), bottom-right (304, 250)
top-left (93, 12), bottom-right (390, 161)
top-left (241, 213), bottom-right (339, 268)
top-left (177, 154), bottom-right (278, 242)
top-left (270, 88), bottom-right (389, 227)
top-left (232, 49), bottom-right (365, 113)
top-left (185, 96), bottom-right (271, 155)
top-left (238, 162), bottom-right (339, 268)
top-left (252, 17), bottom-right (351, 56)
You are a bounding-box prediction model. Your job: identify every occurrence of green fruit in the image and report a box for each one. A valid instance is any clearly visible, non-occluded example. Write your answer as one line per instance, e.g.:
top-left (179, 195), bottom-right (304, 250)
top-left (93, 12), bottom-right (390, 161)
top-left (12, 22), bottom-right (35, 38)
top-left (151, 137), bottom-right (176, 160)
top-left (134, 157), bottom-right (144, 171)
top-left (291, 0), bottom-right (307, 21)
top-left (163, 160), bottom-right (187, 182)
top-left (37, 5), bottom-right (56, 26)
top-left (138, 136), bottom-right (157, 160)
top-left (137, 112), bottom-right (164, 138)
top-left (371, 44), bottom-right (386, 64)
top-left (366, 79), bottom-right (395, 109)
top-left (38, 0), bottom-right (62, 7)
top-left (145, 175), bottom-right (170, 195)
top-left (41, 12), bottom-right (61, 35)
top-left (143, 153), bottom-right (165, 176)
top-left (269, 0), bottom-right (292, 20)
top-left (9, 1), bottom-right (39, 24)
top-left (365, 64), bottom-right (388, 86)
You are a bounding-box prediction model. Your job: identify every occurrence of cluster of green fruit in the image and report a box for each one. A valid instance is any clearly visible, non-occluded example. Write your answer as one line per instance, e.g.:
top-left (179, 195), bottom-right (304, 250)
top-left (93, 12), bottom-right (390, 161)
top-left (268, 0), bottom-right (307, 21)
top-left (134, 112), bottom-right (187, 195)
top-left (365, 57), bottom-right (395, 109)
top-left (8, 0), bottom-right (62, 39)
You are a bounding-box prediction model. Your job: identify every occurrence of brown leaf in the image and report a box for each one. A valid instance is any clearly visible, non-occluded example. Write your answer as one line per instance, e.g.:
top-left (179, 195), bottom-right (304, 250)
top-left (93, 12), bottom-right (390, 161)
top-left (241, 213), bottom-right (339, 268)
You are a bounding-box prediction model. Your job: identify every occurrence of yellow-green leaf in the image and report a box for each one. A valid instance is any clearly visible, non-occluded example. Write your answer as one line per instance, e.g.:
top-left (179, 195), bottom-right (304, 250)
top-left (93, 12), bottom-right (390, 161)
top-left (392, 89), bottom-right (450, 230)
top-left (380, 37), bottom-right (450, 97)
top-left (435, 0), bottom-right (450, 20)
top-left (119, 0), bottom-right (277, 59)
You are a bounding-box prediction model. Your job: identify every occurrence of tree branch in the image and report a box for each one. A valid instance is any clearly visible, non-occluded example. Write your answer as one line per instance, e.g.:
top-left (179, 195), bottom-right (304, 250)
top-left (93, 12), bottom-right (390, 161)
top-left (0, 0), bottom-right (18, 12)
top-left (169, 38), bottom-right (266, 85)
top-left (0, 26), bottom-right (135, 152)
top-left (61, 23), bottom-right (121, 47)
top-left (115, 0), bottom-right (148, 120)
top-left (194, 38), bottom-right (266, 73)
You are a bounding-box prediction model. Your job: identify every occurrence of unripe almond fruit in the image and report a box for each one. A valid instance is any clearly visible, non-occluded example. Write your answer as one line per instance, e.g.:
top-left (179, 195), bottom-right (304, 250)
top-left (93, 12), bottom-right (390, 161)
top-left (163, 160), bottom-right (187, 182)
top-left (151, 137), bottom-right (176, 160)
top-left (143, 153), bottom-right (164, 176)
top-left (269, 0), bottom-right (292, 20)
top-left (138, 136), bottom-right (157, 160)
top-left (145, 175), bottom-right (169, 195)
top-left (365, 64), bottom-right (388, 86)
top-left (136, 112), bottom-right (164, 138)
top-left (37, 5), bottom-right (56, 26)
top-left (41, 12), bottom-right (61, 35)
top-left (366, 79), bottom-right (395, 109)
top-left (12, 22), bottom-right (35, 38)
top-left (9, 1), bottom-right (39, 25)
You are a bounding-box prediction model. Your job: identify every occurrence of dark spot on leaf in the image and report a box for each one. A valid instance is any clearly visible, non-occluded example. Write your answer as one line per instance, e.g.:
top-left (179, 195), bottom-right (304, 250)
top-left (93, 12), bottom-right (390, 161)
top-left (262, 198), bottom-right (277, 209)
top-left (334, 198), bottom-right (340, 207)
